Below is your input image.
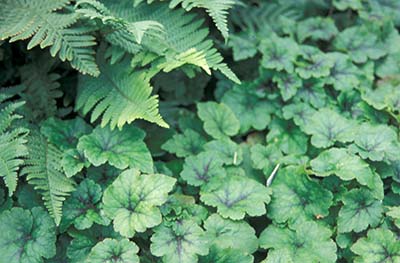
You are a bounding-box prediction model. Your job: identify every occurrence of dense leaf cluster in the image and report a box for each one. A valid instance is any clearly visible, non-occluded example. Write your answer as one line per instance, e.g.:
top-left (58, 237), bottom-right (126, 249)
top-left (1, 0), bottom-right (400, 262)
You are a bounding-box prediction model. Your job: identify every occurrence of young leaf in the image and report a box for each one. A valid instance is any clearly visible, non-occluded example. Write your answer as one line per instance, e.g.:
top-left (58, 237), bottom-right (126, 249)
top-left (197, 102), bottom-right (240, 139)
top-left (267, 166), bottom-right (333, 223)
top-left (337, 188), bottom-right (383, 233)
top-left (150, 220), bottom-right (209, 263)
top-left (311, 148), bottom-right (383, 199)
top-left (259, 221), bottom-right (337, 263)
top-left (304, 108), bottom-right (356, 148)
top-left (204, 213), bottom-right (258, 254)
top-left (61, 179), bottom-right (109, 230)
top-left (161, 129), bottom-right (206, 157)
top-left (102, 169), bottom-right (176, 237)
top-left (0, 207), bottom-right (56, 263)
top-left (200, 175), bottom-right (271, 220)
top-left (77, 125), bottom-right (153, 173)
top-left (86, 238), bottom-right (139, 263)
top-left (351, 228), bottom-right (400, 263)
top-left (180, 152), bottom-right (226, 187)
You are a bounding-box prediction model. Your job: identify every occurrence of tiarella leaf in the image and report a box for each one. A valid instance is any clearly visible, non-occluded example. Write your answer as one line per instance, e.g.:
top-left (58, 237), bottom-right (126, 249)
top-left (180, 152), bottom-right (226, 187)
top-left (250, 144), bottom-right (283, 175)
top-left (77, 125), bottom-right (153, 173)
top-left (259, 220), bottom-right (337, 263)
top-left (200, 175), bottom-right (271, 220)
top-left (41, 117), bottom-right (92, 150)
top-left (0, 207), bottom-right (56, 263)
top-left (61, 179), bottom-right (109, 230)
top-left (260, 35), bottom-right (300, 73)
top-left (311, 148), bottom-right (384, 199)
top-left (86, 238), bottom-right (139, 263)
top-left (350, 123), bottom-right (400, 162)
top-left (297, 17), bottom-right (338, 43)
top-left (204, 139), bottom-right (243, 165)
top-left (161, 129), bottom-right (206, 157)
top-left (333, 0), bottom-right (362, 10)
top-left (204, 213), bottom-right (258, 254)
top-left (150, 220), bottom-right (209, 263)
top-left (295, 53), bottom-right (334, 79)
top-left (386, 206), bottom-right (400, 228)
top-left (272, 73), bottom-right (302, 101)
top-left (221, 84), bottom-right (273, 133)
top-left (362, 82), bottom-right (400, 113)
top-left (267, 166), bottom-right (333, 223)
top-left (199, 246), bottom-right (254, 263)
top-left (334, 26), bottom-right (387, 63)
top-left (337, 188), bottom-right (383, 233)
top-left (282, 102), bottom-right (316, 131)
top-left (102, 169), bottom-right (176, 237)
top-left (304, 108), bottom-right (356, 148)
top-left (351, 228), bottom-right (400, 263)
top-left (266, 118), bottom-right (308, 155)
top-left (62, 148), bottom-right (91, 177)
top-left (197, 102), bottom-right (240, 139)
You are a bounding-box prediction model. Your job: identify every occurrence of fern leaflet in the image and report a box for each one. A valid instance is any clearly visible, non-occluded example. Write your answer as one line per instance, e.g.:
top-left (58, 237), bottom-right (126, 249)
top-left (22, 131), bottom-right (76, 225)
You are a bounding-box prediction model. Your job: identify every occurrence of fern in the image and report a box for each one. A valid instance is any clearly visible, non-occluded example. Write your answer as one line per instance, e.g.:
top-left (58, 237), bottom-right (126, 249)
top-left (170, 0), bottom-right (237, 41)
top-left (21, 131), bottom-right (76, 225)
top-left (103, 0), bottom-right (240, 83)
top-left (0, 0), bottom-right (99, 76)
top-left (0, 93), bottom-right (28, 196)
top-left (76, 0), bottom-right (164, 44)
top-left (76, 59), bottom-right (168, 129)
top-left (18, 53), bottom-right (63, 121)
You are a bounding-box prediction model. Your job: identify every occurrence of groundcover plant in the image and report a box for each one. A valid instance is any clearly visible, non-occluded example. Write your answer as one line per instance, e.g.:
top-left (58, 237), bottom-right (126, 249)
top-left (0, 0), bottom-right (400, 262)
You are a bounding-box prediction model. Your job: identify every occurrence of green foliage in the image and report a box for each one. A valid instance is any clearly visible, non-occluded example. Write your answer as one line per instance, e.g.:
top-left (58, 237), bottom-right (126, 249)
top-left (86, 238), bottom-right (139, 263)
top-left (102, 169), bottom-right (176, 237)
top-left (0, 94), bottom-right (28, 195)
top-left (77, 125), bottom-right (153, 172)
top-left (0, 207), bottom-right (56, 263)
top-left (1, 0), bottom-right (400, 262)
top-left (22, 132), bottom-right (76, 225)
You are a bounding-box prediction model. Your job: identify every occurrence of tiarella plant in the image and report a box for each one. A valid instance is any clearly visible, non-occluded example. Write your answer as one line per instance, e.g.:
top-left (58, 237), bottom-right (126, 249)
top-left (0, 0), bottom-right (400, 262)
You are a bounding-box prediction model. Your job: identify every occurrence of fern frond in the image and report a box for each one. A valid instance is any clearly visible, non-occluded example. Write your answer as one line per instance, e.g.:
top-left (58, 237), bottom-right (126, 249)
top-left (0, 93), bottom-right (28, 196)
top-left (170, 0), bottom-right (237, 40)
top-left (18, 54), bottom-right (63, 121)
top-left (0, 0), bottom-right (99, 76)
top-left (21, 131), bottom-right (76, 225)
top-left (75, 59), bottom-right (168, 130)
top-left (104, 0), bottom-right (240, 83)
top-left (76, 0), bottom-right (164, 44)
